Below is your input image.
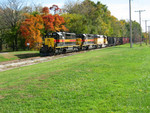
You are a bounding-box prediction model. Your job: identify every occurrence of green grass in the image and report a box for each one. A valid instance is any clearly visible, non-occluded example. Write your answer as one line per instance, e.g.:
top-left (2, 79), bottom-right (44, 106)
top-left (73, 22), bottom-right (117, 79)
top-left (0, 44), bottom-right (150, 113)
top-left (0, 51), bottom-right (39, 62)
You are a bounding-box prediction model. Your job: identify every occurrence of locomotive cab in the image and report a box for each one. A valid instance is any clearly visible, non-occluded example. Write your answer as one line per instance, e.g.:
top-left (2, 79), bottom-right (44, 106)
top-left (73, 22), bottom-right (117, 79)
top-left (40, 33), bottom-right (56, 56)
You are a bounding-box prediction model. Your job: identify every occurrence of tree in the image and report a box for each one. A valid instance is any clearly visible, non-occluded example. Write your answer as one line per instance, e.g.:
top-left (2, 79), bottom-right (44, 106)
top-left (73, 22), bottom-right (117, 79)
top-left (50, 5), bottom-right (61, 14)
top-left (21, 6), bottom-right (33, 13)
top-left (125, 21), bottom-right (141, 42)
top-left (119, 20), bottom-right (128, 37)
top-left (63, 0), bottom-right (111, 34)
top-left (42, 6), bottom-right (68, 34)
top-left (62, 13), bottom-right (88, 34)
top-left (63, 0), bottom-right (139, 39)
top-left (53, 14), bottom-right (68, 32)
top-left (20, 14), bottom-right (44, 48)
top-left (42, 7), bottom-right (49, 14)
top-left (0, 0), bottom-right (24, 51)
top-left (42, 14), bottom-right (55, 34)
top-left (0, 8), bottom-right (4, 51)
top-left (132, 21), bottom-right (141, 42)
top-left (20, 6), bottom-right (68, 49)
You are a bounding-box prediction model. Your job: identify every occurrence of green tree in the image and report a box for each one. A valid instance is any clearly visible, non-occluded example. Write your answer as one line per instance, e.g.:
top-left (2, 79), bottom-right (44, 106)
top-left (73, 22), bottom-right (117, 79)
top-left (62, 13), bottom-right (88, 34)
top-left (63, 0), bottom-right (124, 36)
top-left (0, 0), bottom-right (24, 51)
top-left (125, 21), bottom-right (141, 42)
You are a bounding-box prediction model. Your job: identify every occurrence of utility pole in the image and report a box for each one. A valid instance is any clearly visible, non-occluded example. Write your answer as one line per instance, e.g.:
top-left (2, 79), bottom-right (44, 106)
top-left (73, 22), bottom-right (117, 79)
top-left (135, 10), bottom-right (145, 46)
top-left (129, 0), bottom-right (133, 48)
top-left (148, 26), bottom-right (150, 44)
top-left (143, 20), bottom-right (150, 33)
top-left (143, 20), bottom-right (150, 45)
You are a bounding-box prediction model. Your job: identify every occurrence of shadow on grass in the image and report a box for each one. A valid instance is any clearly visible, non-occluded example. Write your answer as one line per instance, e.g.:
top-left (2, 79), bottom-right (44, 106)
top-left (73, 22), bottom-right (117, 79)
top-left (15, 53), bottom-right (40, 59)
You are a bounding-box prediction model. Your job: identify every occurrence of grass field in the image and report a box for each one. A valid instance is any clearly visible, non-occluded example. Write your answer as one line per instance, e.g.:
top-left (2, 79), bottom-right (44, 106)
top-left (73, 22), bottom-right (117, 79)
top-left (0, 44), bottom-right (150, 113)
top-left (0, 51), bottom-right (39, 62)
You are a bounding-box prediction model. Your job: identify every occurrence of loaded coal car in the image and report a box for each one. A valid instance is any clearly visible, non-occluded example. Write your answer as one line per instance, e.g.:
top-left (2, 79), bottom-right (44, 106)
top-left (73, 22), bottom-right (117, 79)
top-left (122, 37), bottom-right (129, 44)
top-left (107, 37), bottom-right (129, 46)
top-left (113, 37), bottom-right (118, 45)
top-left (125, 37), bottom-right (129, 44)
top-left (118, 37), bottom-right (123, 45)
top-left (115, 37), bottom-right (125, 45)
top-left (115, 37), bottom-right (121, 45)
top-left (122, 37), bottom-right (126, 44)
top-left (107, 37), bottom-right (115, 46)
top-left (40, 32), bottom-right (80, 56)
top-left (126, 37), bottom-right (130, 43)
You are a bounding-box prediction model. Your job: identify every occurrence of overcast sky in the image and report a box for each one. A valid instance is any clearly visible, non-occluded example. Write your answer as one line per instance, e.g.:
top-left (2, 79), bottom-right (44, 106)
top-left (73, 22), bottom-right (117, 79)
top-left (1, 0), bottom-right (150, 32)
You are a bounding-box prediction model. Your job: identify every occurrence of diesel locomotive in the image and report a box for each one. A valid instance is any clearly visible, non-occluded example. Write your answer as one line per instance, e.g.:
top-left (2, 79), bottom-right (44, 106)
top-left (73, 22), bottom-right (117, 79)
top-left (40, 32), bottom-right (129, 56)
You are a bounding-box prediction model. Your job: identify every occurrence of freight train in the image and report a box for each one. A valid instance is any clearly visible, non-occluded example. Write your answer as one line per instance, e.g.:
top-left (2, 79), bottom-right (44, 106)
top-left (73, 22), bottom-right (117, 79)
top-left (40, 32), bottom-right (129, 56)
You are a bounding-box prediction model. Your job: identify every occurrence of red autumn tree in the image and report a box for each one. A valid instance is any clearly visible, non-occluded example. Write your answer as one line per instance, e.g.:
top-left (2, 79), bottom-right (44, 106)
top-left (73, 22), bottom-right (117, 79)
top-left (42, 7), bottom-right (49, 14)
top-left (20, 14), bottom-right (44, 48)
top-left (42, 5), bottom-right (68, 33)
top-left (42, 14), bottom-right (68, 33)
top-left (42, 14), bottom-right (55, 33)
top-left (50, 4), bottom-right (61, 14)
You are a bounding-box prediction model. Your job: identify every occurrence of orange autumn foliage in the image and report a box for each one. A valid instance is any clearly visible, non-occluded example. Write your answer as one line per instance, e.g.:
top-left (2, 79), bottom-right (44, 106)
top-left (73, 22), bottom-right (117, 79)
top-left (20, 6), bottom-right (68, 48)
top-left (20, 14), bottom-right (44, 48)
top-left (42, 14), bottom-right (55, 32)
top-left (54, 14), bottom-right (68, 31)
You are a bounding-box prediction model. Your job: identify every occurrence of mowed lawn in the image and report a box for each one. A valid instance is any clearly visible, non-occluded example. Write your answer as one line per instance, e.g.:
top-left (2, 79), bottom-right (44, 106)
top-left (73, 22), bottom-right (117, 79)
top-left (0, 51), bottom-right (39, 62)
top-left (0, 44), bottom-right (150, 113)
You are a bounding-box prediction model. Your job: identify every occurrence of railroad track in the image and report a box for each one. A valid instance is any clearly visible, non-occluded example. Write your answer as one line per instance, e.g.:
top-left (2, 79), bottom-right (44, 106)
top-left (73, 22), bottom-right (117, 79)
top-left (0, 47), bottom-right (105, 72)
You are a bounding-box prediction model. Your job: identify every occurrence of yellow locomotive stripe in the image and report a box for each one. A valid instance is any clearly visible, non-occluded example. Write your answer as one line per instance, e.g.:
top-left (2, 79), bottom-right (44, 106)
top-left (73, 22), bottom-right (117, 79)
top-left (56, 39), bottom-right (77, 43)
top-left (56, 45), bottom-right (80, 48)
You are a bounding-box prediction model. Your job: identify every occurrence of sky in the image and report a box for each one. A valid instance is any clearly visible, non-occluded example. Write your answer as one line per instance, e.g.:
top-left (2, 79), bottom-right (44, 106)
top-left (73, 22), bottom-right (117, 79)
top-left (1, 0), bottom-right (150, 32)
